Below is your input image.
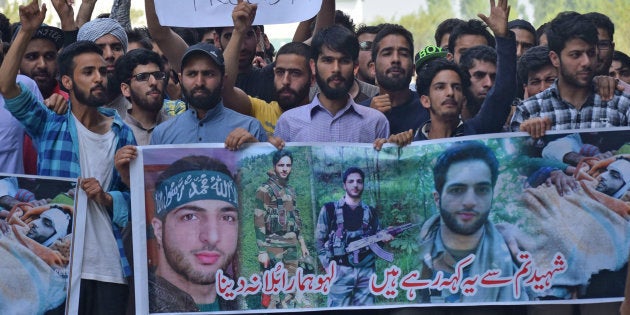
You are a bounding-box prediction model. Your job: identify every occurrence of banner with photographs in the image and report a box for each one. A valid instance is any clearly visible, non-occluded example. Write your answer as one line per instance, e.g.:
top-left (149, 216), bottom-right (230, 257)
top-left (130, 128), bottom-right (630, 314)
top-left (0, 174), bottom-right (78, 314)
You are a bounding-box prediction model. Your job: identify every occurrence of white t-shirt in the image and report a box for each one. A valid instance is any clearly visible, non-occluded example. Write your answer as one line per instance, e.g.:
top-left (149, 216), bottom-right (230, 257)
top-left (74, 114), bottom-right (126, 284)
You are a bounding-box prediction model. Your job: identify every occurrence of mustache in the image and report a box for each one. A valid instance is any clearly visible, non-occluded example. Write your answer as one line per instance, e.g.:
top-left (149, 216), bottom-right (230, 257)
top-left (327, 75), bottom-right (345, 83)
top-left (90, 84), bottom-right (105, 92)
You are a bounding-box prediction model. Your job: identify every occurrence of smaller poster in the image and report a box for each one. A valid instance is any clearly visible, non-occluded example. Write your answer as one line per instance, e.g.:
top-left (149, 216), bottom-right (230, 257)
top-left (0, 174), bottom-right (78, 314)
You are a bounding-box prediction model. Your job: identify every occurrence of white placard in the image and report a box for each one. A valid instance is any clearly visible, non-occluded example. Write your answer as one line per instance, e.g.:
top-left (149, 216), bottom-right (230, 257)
top-left (154, 0), bottom-right (322, 27)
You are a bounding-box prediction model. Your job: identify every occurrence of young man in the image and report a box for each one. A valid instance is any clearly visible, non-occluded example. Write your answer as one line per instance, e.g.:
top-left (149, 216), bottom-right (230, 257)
top-left (315, 167), bottom-right (391, 306)
top-left (512, 12), bottom-right (630, 136)
top-left (17, 23), bottom-right (65, 99)
top-left (149, 42), bottom-right (267, 147)
top-left (360, 23), bottom-right (430, 135)
top-left (584, 12), bottom-right (615, 76)
top-left (448, 19), bottom-right (495, 64)
top-left (517, 45), bottom-right (558, 99)
top-left (77, 17), bottom-right (130, 117)
top-left (508, 19), bottom-right (536, 59)
top-left (113, 48), bottom-right (170, 145)
top-left (417, 142), bottom-right (527, 303)
top-left (355, 24), bottom-right (383, 85)
top-left (434, 18), bottom-right (466, 52)
top-left (254, 150), bottom-right (309, 309)
top-left (0, 2), bottom-right (136, 313)
top-left (458, 45), bottom-right (498, 118)
top-left (221, 1), bottom-right (313, 137)
top-left (274, 25), bottom-right (390, 143)
top-left (610, 50), bottom-right (630, 84)
top-left (415, 58), bottom-right (508, 140)
top-left (150, 155), bottom-right (239, 312)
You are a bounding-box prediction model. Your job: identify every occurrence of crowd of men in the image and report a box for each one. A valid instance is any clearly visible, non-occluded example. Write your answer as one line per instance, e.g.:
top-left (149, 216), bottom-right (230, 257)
top-left (1, 0), bottom-right (630, 313)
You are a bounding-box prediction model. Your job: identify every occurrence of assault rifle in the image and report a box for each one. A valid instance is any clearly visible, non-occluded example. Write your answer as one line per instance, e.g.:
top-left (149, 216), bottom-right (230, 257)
top-left (346, 223), bottom-right (419, 263)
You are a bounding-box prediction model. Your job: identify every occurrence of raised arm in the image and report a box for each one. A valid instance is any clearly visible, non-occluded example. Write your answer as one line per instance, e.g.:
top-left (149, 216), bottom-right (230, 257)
top-left (51, 0), bottom-right (77, 32)
top-left (469, 0), bottom-right (516, 133)
top-left (144, 0), bottom-right (188, 72)
top-left (0, 0), bottom-right (46, 99)
top-left (293, 0), bottom-right (334, 44)
top-left (222, 0), bottom-right (257, 115)
top-left (76, 0), bottom-right (97, 28)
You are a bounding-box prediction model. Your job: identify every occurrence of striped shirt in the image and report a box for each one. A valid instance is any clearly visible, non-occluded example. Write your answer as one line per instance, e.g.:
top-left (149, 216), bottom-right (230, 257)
top-left (5, 82), bottom-right (136, 277)
top-left (274, 94), bottom-right (390, 143)
top-left (511, 82), bottom-right (630, 130)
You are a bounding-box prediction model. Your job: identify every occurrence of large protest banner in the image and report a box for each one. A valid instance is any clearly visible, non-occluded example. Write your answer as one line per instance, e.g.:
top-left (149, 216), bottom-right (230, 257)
top-left (154, 0), bottom-right (322, 27)
top-left (130, 129), bottom-right (630, 314)
top-left (0, 174), bottom-right (79, 314)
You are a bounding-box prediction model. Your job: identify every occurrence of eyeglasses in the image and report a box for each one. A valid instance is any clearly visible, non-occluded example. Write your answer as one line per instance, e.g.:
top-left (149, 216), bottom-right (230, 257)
top-left (129, 71), bottom-right (167, 82)
top-left (359, 41), bottom-right (373, 51)
top-left (597, 40), bottom-right (612, 50)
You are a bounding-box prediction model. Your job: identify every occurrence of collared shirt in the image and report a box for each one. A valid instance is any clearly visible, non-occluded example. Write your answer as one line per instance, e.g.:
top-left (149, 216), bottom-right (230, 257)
top-left (124, 109), bottom-right (170, 145)
top-left (150, 102), bottom-right (267, 145)
top-left (5, 82), bottom-right (136, 178)
top-left (5, 81), bottom-right (137, 278)
top-left (511, 81), bottom-right (630, 130)
top-left (413, 120), bottom-right (472, 141)
top-left (274, 94), bottom-right (390, 142)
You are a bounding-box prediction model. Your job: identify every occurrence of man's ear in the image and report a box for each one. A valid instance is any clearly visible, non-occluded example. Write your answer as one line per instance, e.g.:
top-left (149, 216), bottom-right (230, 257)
top-left (61, 75), bottom-right (73, 91)
top-left (151, 217), bottom-right (163, 247)
top-left (549, 50), bottom-right (560, 68)
top-left (121, 82), bottom-right (131, 98)
top-left (433, 191), bottom-right (440, 206)
top-left (420, 94), bottom-right (431, 109)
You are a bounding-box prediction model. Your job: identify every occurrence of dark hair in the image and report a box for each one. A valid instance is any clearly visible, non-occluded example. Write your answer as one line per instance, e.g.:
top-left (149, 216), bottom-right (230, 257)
top-left (433, 141), bottom-right (499, 195)
top-left (342, 167), bottom-right (364, 183)
top-left (58, 40), bottom-right (103, 77)
top-left (535, 22), bottom-right (550, 44)
top-left (448, 19), bottom-right (495, 55)
top-left (517, 45), bottom-right (552, 86)
top-left (434, 18), bottom-right (466, 48)
top-left (276, 41), bottom-right (312, 76)
top-left (508, 19), bottom-right (536, 39)
top-left (335, 10), bottom-right (356, 33)
top-left (458, 45), bottom-right (497, 80)
top-left (311, 25), bottom-right (359, 62)
top-left (584, 12), bottom-right (614, 39)
top-left (155, 155), bottom-right (234, 193)
top-left (272, 150), bottom-right (293, 166)
top-left (547, 12), bottom-right (598, 55)
top-left (171, 27), bottom-right (199, 46)
top-left (113, 48), bottom-right (165, 87)
top-left (356, 24), bottom-right (383, 37)
top-left (0, 13), bottom-right (11, 43)
top-left (416, 58), bottom-right (468, 97)
top-left (613, 50), bottom-right (630, 69)
top-left (126, 27), bottom-right (153, 50)
top-left (371, 23), bottom-right (414, 65)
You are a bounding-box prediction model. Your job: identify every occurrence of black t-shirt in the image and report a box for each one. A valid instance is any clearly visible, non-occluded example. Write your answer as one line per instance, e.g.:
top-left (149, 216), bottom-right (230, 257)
top-left (235, 64), bottom-right (275, 102)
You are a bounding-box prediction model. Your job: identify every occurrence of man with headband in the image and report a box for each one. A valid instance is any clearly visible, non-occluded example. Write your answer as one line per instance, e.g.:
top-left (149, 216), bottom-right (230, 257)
top-left (149, 155), bottom-right (239, 312)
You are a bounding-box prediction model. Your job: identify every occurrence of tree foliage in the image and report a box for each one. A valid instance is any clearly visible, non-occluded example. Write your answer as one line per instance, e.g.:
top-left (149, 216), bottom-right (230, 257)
top-left (371, 0), bottom-right (630, 55)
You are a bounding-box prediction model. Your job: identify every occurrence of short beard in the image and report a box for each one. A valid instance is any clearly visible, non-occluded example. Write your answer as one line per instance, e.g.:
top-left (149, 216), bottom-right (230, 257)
top-left (376, 68), bottom-right (411, 91)
top-left (316, 71), bottom-right (353, 100)
top-left (439, 203), bottom-right (489, 236)
top-left (73, 83), bottom-right (108, 108)
top-left (183, 85), bottom-right (222, 111)
top-left (275, 84), bottom-right (311, 112)
top-left (129, 86), bottom-right (164, 113)
top-left (161, 229), bottom-right (233, 285)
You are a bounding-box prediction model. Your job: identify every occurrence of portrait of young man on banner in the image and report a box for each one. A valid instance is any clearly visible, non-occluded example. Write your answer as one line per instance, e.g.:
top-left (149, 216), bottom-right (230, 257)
top-left (138, 148), bottom-right (240, 313)
top-left (0, 174), bottom-right (76, 314)
top-left (129, 129), bottom-right (630, 314)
